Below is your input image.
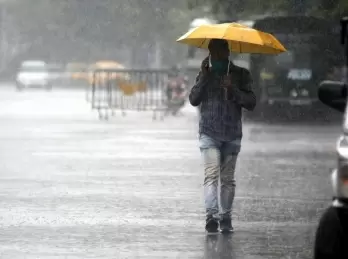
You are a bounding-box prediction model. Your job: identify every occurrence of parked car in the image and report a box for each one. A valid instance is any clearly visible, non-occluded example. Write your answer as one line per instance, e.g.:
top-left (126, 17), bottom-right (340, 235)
top-left (314, 16), bottom-right (348, 259)
top-left (15, 60), bottom-right (52, 91)
top-left (66, 62), bottom-right (89, 85)
top-left (83, 60), bottom-right (130, 85)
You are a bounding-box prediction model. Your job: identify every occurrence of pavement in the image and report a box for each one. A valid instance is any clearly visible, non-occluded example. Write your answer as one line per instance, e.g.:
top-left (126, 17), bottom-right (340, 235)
top-left (0, 85), bottom-right (342, 259)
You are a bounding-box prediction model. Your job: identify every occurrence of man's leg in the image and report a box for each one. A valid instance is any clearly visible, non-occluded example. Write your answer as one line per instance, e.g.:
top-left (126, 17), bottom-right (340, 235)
top-left (199, 134), bottom-right (221, 232)
top-left (219, 140), bottom-right (240, 232)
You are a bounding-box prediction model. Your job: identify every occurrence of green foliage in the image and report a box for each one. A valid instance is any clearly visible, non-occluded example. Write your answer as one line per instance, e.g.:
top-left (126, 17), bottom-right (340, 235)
top-left (187, 0), bottom-right (348, 19)
top-left (310, 0), bottom-right (348, 18)
top-left (3, 0), bottom-right (196, 65)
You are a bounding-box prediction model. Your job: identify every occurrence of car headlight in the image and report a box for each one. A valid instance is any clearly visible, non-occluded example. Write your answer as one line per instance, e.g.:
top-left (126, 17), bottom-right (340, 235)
top-left (290, 89), bottom-right (298, 97)
top-left (336, 135), bottom-right (348, 198)
top-left (343, 111), bottom-right (348, 135)
top-left (300, 89), bottom-right (309, 96)
top-left (337, 135), bottom-right (348, 158)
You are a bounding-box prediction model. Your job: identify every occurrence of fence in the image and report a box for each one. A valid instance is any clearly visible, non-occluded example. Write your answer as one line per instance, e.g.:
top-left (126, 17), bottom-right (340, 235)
top-left (89, 68), bottom-right (171, 120)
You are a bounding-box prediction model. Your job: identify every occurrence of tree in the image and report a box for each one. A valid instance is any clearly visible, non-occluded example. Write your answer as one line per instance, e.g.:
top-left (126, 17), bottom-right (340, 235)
top-left (0, 3), bottom-right (34, 72)
top-left (187, 0), bottom-right (348, 20)
top-left (313, 0), bottom-right (348, 18)
top-left (2, 0), bottom-right (193, 67)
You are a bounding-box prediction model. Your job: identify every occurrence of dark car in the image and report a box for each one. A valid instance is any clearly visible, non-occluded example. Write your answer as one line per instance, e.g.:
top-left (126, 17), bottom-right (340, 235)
top-left (314, 16), bottom-right (348, 259)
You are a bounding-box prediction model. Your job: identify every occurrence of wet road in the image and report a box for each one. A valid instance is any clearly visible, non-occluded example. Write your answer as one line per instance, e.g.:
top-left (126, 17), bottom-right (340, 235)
top-left (0, 86), bottom-right (341, 258)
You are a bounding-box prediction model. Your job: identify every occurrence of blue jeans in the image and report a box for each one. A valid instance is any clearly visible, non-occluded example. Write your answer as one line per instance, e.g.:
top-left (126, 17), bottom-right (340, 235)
top-left (199, 134), bottom-right (240, 219)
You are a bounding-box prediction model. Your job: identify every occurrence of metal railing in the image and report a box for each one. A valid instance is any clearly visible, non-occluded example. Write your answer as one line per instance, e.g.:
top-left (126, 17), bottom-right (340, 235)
top-left (89, 68), bottom-right (171, 120)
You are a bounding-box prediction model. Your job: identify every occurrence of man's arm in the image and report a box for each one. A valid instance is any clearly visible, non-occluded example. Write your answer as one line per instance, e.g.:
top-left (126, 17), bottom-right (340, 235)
top-left (228, 69), bottom-right (256, 111)
top-left (189, 72), bottom-right (209, 107)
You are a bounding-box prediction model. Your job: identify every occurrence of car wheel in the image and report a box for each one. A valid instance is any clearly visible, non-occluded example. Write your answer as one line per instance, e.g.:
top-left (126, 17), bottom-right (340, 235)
top-left (45, 84), bottom-right (52, 91)
top-left (16, 82), bottom-right (24, 91)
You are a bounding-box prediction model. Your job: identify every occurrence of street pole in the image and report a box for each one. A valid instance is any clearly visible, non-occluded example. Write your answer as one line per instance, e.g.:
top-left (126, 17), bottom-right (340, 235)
top-left (0, 5), bottom-right (6, 72)
top-left (341, 17), bottom-right (348, 83)
top-left (153, 38), bottom-right (162, 69)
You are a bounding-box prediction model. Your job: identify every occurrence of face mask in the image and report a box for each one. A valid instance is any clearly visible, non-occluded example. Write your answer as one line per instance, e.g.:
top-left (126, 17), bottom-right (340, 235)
top-left (210, 59), bottom-right (229, 75)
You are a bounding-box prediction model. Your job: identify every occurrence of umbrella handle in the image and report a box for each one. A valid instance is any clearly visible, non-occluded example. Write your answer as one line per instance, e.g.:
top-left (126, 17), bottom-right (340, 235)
top-left (227, 58), bottom-right (230, 75)
top-left (223, 87), bottom-right (228, 100)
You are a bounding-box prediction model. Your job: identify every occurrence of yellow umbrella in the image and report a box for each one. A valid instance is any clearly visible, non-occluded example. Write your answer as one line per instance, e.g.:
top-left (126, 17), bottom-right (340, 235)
top-left (177, 23), bottom-right (286, 54)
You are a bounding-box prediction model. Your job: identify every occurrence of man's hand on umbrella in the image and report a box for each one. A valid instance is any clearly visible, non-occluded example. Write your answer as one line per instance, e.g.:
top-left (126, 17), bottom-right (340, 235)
top-left (201, 60), bottom-right (209, 75)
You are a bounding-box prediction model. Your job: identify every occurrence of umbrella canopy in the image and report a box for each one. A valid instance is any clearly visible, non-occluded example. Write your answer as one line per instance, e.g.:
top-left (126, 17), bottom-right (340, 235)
top-left (177, 23), bottom-right (286, 54)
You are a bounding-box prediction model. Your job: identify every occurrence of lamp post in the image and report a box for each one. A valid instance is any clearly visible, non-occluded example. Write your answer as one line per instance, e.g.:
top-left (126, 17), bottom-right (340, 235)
top-left (0, 0), bottom-right (17, 73)
top-left (341, 17), bottom-right (348, 83)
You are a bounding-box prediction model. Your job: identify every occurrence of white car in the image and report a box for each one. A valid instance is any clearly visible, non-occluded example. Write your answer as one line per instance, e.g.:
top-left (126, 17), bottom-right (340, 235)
top-left (15, 61), bottom-right (52, 91)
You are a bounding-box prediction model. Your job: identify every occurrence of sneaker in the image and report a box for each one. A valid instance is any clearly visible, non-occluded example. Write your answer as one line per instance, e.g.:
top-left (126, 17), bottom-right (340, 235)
top-left (205, 216), bottom-right (219, 233)
top-left (220, 216), bottom-right (233, 233)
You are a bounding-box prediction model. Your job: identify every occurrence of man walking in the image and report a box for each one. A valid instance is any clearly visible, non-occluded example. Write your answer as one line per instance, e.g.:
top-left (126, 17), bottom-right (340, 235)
top-left (189, 39), bottom-right (256, 233)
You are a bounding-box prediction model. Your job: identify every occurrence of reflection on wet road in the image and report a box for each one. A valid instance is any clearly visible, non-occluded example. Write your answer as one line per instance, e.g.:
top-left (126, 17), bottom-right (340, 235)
top-left (0, 86), bottom-right (341, 258)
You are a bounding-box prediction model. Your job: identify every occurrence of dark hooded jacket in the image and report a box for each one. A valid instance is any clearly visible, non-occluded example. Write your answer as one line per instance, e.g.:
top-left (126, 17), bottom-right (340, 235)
top-left (189, 57), bottom-right (256, 143)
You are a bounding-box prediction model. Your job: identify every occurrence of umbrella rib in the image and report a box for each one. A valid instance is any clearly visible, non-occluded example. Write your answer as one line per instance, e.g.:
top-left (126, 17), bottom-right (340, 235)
top-left (199, 38), bottom-right (206, 49)
top-left (177, 23), bottom-right (286, 55)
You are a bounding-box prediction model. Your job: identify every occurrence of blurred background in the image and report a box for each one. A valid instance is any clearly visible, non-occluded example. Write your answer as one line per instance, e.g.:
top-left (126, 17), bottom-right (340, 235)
top-left (0, 0), bottom-right (346, 80)
top-left (1, 2), bottom-right (348, 258)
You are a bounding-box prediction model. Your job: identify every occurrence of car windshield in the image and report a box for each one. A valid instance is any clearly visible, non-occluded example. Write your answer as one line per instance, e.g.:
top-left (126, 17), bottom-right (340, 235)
top-left (265, 48), bottom-right (310, 69)
top-left (20, 66), bottom-right (48, 72)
